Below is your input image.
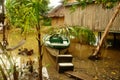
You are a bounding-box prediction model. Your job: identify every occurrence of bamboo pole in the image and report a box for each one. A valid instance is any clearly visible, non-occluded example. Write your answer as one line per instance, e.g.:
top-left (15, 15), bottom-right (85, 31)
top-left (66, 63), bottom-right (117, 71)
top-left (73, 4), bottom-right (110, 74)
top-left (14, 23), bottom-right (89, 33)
top-left (91, 3), bottom-right (120, 58)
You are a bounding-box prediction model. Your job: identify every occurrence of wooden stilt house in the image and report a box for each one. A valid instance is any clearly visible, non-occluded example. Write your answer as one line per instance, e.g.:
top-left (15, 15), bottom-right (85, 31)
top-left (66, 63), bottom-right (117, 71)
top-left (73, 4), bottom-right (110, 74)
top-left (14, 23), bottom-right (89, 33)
top-left (48, 1), bottom-right (120, 47)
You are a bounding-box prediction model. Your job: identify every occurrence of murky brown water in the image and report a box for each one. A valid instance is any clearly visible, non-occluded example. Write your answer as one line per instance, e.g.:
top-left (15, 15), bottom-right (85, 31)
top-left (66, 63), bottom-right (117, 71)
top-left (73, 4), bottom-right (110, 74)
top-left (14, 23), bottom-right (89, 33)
top-left (45, 41), bottom-right (120, 80)
top-left (0, 30), bottom-right (120, 80)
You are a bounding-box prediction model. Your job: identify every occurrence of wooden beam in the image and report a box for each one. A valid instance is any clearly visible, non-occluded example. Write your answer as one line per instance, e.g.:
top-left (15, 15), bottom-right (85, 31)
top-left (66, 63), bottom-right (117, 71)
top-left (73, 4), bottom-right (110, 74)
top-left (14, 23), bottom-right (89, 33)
top-left (65, 71), bottom-right (93, 80)
top-left (89, 3), bottom-right (120, 59)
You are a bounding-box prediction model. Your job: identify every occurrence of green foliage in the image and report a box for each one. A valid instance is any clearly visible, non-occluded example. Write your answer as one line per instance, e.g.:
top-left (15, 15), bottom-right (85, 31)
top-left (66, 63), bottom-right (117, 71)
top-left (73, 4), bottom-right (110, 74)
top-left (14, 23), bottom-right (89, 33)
top-left (94, 0), bottom-right (119, 8)
top-left (42, 17), bottom-right (51, 26)
top-left (5, 1), bottom-right (50, 79)
top-left (5, 0), bottom-right (50, 34)
top-left (48, 26), bottom-right (96, 45)
top-left (70, 4), bottom-right (78, 13)
top-left (64, 0), bottom-right (119, 9)
top-left (68, 26), bottom-right (96, 45)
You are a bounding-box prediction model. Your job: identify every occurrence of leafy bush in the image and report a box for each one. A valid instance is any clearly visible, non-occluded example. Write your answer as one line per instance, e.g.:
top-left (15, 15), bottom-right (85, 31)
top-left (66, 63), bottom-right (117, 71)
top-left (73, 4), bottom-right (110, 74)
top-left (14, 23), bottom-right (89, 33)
top-left (67, 26), bottom-right (96, 45)
top-left (48, 25), bottom-right (96, 45)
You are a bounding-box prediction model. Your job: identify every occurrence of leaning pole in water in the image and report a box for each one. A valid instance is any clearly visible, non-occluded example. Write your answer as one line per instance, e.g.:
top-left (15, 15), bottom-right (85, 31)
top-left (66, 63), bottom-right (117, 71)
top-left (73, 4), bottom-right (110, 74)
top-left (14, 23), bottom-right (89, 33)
top-left (89, 3), bottom-right (120, 60)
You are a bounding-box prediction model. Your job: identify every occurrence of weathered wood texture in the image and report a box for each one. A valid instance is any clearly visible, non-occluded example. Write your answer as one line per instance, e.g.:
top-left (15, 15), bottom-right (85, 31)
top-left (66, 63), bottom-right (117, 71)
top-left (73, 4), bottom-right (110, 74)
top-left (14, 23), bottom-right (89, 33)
top-left (65, 71), bottom-right (93, 80)
top-left (92, 3), bottom-right (120, 56)
top-left (48, 4), bottom-right (120, 32)
top-left (47, 5), bottom-right (65, 27)
top-left (65, 4), bottom-right (120, 32)
top-left (51, 17), bottom-right (64, 27)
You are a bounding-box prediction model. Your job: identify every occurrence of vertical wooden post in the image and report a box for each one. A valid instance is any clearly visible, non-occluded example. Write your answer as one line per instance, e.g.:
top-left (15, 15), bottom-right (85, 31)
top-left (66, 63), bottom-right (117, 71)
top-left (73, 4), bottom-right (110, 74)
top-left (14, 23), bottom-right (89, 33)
top-left (113, 33), bottom-right (116, 47)
top-left (89, 3), bottom-right (120, 60)
top-left (98, 32), bottom-right (101, 40)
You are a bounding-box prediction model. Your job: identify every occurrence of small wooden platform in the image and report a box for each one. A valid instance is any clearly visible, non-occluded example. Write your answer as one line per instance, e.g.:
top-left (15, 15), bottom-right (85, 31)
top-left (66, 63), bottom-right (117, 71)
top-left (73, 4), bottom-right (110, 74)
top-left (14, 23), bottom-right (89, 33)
top-left (65, 71), bottom-right (93, 80)
top-left (57, 54), bottom-right (73, 63)
top-left (57, 63), bottom-right (74, 73)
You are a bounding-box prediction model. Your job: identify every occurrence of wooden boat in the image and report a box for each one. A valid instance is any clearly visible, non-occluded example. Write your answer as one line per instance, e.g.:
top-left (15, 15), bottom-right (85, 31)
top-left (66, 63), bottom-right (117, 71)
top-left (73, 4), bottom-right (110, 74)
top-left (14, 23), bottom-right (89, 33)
top-left (43, 34), bottom-right (70, 49)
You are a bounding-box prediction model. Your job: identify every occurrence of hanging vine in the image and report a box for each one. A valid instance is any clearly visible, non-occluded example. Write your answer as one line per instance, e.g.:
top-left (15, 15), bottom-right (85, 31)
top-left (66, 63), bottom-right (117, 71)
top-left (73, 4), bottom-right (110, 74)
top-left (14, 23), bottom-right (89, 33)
top-left (64, 0), bottom-right (119, 9)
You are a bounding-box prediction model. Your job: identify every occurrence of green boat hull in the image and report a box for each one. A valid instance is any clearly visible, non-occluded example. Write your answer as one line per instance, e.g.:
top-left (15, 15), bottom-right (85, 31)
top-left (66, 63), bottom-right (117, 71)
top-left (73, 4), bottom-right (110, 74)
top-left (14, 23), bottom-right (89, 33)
top-left (43, 34), bottom-right (70, 49)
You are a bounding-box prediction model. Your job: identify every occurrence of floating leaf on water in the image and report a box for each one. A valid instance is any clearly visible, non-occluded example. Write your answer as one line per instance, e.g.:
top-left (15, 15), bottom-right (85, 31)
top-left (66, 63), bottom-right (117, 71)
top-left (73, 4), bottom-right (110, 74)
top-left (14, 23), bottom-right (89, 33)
top-left (111, 71), bottom-right (116, 75)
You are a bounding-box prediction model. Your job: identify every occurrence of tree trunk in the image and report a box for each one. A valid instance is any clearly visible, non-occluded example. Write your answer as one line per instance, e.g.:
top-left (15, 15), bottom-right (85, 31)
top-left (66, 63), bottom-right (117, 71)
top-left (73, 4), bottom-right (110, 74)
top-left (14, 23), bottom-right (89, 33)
top-left (37, 23), bottom-right (42, 80)
top-left (38, 56), bottom-right (42, 80)
top-left (89, 3), bottom-right (120, 60)
top-left (1, 0), bottom-right (7, 48)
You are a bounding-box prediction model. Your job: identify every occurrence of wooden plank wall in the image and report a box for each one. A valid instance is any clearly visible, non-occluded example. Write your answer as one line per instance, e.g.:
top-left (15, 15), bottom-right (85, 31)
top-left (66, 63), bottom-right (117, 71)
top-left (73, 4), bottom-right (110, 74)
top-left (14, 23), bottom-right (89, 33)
top-left (52, 17), bottom-right (64, 27)
top-left (64, 4), bottom-right (120, 32)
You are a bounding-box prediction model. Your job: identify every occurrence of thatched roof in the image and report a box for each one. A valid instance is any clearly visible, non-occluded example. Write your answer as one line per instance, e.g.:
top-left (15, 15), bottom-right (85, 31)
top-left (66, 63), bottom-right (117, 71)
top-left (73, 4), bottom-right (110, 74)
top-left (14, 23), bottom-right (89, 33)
top-left (47, 2), bottom-right (80, 18)
top-left (47, 5), bottom-right (65, 17)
